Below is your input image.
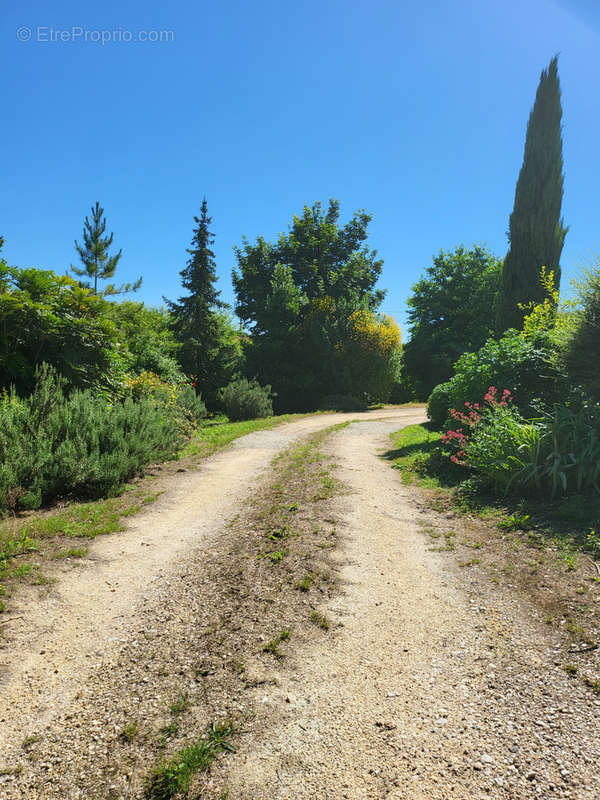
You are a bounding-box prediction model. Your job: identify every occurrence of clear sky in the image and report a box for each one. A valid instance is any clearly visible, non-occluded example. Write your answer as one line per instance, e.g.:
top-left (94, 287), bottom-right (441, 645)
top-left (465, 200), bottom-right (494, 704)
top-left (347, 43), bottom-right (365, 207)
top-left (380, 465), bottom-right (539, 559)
top-left (2, 0), bottom-right (599, 336)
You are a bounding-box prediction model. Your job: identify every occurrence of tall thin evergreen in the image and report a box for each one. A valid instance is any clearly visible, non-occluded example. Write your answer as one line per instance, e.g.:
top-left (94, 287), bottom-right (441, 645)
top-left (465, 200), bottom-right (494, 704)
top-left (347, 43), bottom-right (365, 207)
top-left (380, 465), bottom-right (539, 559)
top-left (71, 201), bottom-right (141, 295)
top-left (497, 55), bottom-right (568, 333)
top-left (166, 199), bottom-right (227, 391)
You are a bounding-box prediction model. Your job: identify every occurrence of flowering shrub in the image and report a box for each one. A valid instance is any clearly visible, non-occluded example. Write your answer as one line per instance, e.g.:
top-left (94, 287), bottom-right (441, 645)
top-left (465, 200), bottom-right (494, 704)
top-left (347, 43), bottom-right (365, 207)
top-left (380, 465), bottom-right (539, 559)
top-left (124, 371), bottom-right (206, 436)
top-left (441, 387), bottom-right (512, 466)
top-left (441, 387), bottom-right (600, 496)
top-left (426, 329), bottom-right (560, 430)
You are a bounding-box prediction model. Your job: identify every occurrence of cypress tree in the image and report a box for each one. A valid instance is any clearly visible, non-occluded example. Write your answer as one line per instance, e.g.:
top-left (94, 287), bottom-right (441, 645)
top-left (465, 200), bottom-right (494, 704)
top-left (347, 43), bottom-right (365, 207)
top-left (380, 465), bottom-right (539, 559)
top-left (166, 199), bottom-right (227, 395)
top-left (496, 56), bottom-right (568, 333)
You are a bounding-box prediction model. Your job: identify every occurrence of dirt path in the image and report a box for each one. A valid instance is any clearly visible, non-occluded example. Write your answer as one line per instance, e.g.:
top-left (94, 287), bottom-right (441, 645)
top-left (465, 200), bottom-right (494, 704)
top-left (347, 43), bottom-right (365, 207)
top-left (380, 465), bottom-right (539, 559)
top-left (0, 410), bottom-right (418, 775)
top-left (1, 410), bottom-right (598, 799)
top-left (224, 417), bottom-right (600, 799)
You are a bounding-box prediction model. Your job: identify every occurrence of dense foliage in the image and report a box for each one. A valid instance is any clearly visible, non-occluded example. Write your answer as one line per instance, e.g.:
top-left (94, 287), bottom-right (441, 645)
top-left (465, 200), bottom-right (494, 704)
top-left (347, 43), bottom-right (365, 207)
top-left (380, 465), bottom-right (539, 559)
top-left (0, 264), bottom-right (125, 395)
top-left (426, 329), bottom-right (560, 429)
top-left (496, 56), bottom-right (568, 333)
top-left (563, 265), bottom-right (600, 402)
top-left (107, 301), bottom-right (182, 383)
top-left (233, 200), bottom-right (399, 410)
top-left (166, 200), bottom-right (241, 407)
top-left (218, 378), bottom-right (273, 421)
top-left (0, 367), bottom-right (184, 511)
top-left (442, 389), bottom-right (600, 497)
top-left (427, 259), bottom-right (600, 500)
top-left (403, 246), bottom-right (502, 398)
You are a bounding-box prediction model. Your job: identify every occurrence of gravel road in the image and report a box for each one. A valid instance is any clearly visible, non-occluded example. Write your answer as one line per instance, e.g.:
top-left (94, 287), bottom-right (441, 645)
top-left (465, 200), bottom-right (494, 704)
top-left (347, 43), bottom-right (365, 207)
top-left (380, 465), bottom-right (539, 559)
top-left (224, 416), bottom-right (600, 799)
top-left (1, 410), bottom-right (598, 799)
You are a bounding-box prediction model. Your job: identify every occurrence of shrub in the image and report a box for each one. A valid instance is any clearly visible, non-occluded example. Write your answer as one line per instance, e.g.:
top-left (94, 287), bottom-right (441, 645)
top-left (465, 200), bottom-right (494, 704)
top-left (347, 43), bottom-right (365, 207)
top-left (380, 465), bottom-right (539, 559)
top-left (0, 366), bottom-right (184, 511)
top-left (563, 262), bottom-right (600, 402)
top-left (125, 371), bottom-right (206, 436)
top-left (218, 378), bottom-right (273, 421)
top-left (427, 382), bottom-right (453, 429)
top-left (448, 392), bottom-right (600, 497)
top-left (0, 264), bottom-right (126, 395)
top-left (427, 330), bottom-right (560, 429)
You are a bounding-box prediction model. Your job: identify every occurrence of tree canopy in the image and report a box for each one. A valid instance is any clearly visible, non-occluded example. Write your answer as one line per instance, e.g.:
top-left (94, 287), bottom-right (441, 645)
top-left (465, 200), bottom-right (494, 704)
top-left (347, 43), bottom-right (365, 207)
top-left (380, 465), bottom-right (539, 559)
top-left (403, 245), bottom-right (502, 399)
top-left (0, 263), bottom-right (124, 394)
top-left (232, 199), bottom-right (385, 334)
top-left (497, 56), bottom-right (568, 332)
top-left (71, 201), bottom-right (141, 296)
top-left (165, 200), bottom-right (240, 406)
top-left (233, 200), bottom-right (398, 410)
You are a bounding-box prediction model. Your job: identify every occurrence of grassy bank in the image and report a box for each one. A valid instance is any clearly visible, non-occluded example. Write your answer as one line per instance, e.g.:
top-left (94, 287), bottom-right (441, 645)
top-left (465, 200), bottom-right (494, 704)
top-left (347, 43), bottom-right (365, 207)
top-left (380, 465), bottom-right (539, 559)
top-left (385, 422), bottom-right (600, 554)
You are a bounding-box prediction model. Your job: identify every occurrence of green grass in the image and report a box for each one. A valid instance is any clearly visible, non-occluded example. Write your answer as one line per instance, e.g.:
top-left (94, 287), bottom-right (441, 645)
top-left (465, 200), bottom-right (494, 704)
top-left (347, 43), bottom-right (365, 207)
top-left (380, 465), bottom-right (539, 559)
top-left (383, 423), bottom-right (445, 488)
top-left (179, 413), bottom-right (322, 459)
top-left (294, 574), bottom-right (313, 592)
top-left (53, 546), bottom-right (88, 559)
top-left (145, 721), bottom-right (235, 800)
top-left (0, 487), bottom-right (164, 604)
top-left (169, 691), bottom-right (190, 715)
top-left (385, 422), bottom-right (600, 558)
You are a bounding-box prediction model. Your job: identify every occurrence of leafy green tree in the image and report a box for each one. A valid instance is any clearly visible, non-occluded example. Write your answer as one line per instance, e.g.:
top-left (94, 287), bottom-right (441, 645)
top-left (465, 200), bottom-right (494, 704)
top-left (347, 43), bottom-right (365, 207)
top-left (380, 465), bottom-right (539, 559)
top-left (233, 199), bottom-right (384, 334)
top-left (166, 199), bottom-right (238, 406)
top-left (497, 56), bottom-right (568, 333)
top-left (403, 245), bottom-right (502, 399)
top-left (71, 201), bottom-right (141, 296)
top-left (106, 301), bottom-right (183, 383)
top-left (0, 264), bottom-right (125, 394)
top-left (233, 200), bottom-right (395, 410)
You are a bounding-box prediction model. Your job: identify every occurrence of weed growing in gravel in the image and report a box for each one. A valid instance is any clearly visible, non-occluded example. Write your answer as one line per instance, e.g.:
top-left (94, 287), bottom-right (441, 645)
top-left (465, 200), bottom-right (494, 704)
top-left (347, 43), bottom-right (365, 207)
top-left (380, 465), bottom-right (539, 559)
top-left (263, 628), bottom-right (291, 657)
top-left (498, 514), bottom-right (533, 531)
top-left (53, 547), bottom-right (88, 559)
top-left (145, 721), bottom-right (235, 800)
top-left (310, 610), bottom-right (330, 630)
top-left (294, 574), bottom-right (313, 592)
top-left (119, 722), bottom-right (139, 743)
top-left (21, 735), bottom-right (41, 750)
top-left (157, 720), bottom-right (179, 745)
top-left (170, 691), bottom-right (190, 715)
top-left (459, 558), bottom-right (481, 567)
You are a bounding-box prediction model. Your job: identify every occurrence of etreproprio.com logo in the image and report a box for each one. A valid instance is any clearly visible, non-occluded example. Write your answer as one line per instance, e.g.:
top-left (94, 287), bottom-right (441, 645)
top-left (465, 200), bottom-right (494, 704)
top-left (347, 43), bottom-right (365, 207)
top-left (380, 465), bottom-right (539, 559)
top-left (16, 26), bottom-right (175, 44)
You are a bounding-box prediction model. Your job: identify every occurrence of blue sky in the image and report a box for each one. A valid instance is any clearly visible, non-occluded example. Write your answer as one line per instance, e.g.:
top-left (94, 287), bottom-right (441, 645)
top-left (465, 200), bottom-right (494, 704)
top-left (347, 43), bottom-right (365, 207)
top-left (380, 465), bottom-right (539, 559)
top-left (2, 0), bottom-right (599, 336)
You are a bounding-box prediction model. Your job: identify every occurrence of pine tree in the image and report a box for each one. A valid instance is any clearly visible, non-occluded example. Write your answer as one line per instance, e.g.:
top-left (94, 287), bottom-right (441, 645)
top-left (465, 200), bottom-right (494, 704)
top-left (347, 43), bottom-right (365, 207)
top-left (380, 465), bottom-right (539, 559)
top-left (71, 201), bottom-right (141, 295)
top-left (496, 55), bottom-right (568, 333)
top-left (166, 199), bottom-right (228, 397)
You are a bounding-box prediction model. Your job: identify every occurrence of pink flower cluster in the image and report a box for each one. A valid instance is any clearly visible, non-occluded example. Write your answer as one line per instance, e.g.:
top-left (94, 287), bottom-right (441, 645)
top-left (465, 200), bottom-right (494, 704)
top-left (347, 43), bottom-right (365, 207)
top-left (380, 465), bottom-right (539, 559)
top-left (441, 387), bottom-right (512, 467)
top-left (483, 386), bottom-right (512, 406)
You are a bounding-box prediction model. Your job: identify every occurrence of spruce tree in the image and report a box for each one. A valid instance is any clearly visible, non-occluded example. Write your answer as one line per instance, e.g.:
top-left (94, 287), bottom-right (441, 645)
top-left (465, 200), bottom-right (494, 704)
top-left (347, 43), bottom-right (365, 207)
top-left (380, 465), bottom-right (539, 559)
top-left (71, 201), bottom-right (141, 295)
top-left (496, 56), bottom-right (568, 333)
top-left (166, 199), bottom-right (228, 397)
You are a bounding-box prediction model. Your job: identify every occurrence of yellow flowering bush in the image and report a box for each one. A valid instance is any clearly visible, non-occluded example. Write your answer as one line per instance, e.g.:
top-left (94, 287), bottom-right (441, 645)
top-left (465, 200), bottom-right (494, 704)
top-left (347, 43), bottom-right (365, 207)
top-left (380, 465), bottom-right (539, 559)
top-left (124, 371), bottom-right (206, 436)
